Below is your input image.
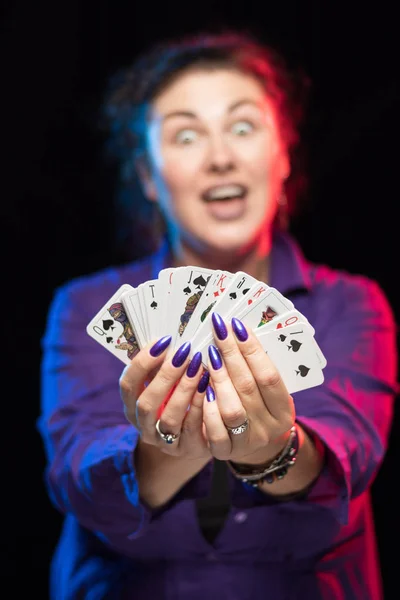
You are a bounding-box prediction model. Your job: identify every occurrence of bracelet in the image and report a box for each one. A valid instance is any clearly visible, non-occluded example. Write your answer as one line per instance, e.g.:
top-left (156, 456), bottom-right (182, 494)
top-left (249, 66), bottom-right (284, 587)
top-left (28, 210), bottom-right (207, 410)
top-left (226, 425), bottom-right (299, 487)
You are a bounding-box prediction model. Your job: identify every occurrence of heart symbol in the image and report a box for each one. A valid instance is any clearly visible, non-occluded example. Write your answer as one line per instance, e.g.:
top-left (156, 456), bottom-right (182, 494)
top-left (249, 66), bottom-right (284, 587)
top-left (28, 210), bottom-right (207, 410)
top-left (276, 323), bottom-right (283, 329)
top-left (247, 299), bottom-right (253, 305)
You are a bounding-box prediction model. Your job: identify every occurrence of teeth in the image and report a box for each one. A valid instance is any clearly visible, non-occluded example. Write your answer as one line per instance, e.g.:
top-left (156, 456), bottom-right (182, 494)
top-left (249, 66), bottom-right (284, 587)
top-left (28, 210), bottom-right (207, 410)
top-left (206, 185), bottom-right (245, 200)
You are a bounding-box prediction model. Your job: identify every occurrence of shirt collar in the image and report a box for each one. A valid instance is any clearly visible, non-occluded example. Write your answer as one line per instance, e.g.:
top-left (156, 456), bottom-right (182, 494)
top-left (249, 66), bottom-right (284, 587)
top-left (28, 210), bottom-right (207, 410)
top-left (151, 231), bottom-right (312, 296)
top-left (269, 230), bottom-right (312, 296)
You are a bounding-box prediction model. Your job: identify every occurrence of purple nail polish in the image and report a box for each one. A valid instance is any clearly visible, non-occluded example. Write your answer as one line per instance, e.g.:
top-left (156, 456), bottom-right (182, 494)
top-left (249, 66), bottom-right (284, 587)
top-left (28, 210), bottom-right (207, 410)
top-left (149, 335), bottom-right (172, 357)
top-left (231, 317), bottom-right (248, 342)
top-left (208, 345), bottom-right (223, 370)
top-left (172, 341), bottom-right (191, 367)
top-left (206, 385), bottom-right (216, 402)
top-left (186, 351), bottom-right (202, 378)
top-left (212, 312), bottom-right (228, 340)
top-left (197, 370), bottom-right (210, 393)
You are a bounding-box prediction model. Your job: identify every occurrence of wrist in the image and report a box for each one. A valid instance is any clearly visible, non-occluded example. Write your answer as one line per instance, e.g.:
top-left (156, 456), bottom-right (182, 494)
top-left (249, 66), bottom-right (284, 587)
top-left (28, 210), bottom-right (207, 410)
top-left (231, 427), bottom-right (293, 468)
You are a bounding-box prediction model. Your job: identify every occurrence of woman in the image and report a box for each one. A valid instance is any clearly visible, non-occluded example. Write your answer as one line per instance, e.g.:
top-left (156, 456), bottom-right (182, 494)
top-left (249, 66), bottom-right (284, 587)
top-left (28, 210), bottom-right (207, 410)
top-left (39, 31), bottom-right (398, 599)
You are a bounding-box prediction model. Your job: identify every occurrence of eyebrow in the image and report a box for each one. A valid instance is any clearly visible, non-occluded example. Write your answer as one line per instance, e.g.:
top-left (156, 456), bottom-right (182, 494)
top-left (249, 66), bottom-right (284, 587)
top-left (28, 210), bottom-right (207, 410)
top-left (162, 99), bottom-right (263, 123)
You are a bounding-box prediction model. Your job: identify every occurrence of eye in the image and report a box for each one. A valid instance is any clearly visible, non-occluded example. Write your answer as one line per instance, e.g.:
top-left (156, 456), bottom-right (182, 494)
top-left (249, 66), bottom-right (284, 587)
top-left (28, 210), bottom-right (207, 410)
top-left (175, 129), bottom-right (198, 144)
top-left (231, 120), bottom-right (254, 136)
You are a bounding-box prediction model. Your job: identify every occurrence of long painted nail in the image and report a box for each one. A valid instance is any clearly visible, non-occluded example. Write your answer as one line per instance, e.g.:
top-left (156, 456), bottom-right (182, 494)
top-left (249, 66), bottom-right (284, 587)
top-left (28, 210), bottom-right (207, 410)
top-left (186, 351), bottom-right (202, 378)
top-left (197, 370), bottom-right (210, 393)
top-left (212, 312), bottom-right (228, 340)
top-left (208, 345), bottom-right (223, 370)
top-left (149, 335), bottom-right (172, 357)
top-left (206, 385), bottom-right (216, 402)
top-left (231, 317), bottom-right (248, 342)
top-left (172, 341), bottom-right (191, 367)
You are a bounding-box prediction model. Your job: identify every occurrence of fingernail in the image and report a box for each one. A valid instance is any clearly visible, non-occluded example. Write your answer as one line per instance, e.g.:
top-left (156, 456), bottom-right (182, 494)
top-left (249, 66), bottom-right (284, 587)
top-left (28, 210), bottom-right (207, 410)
top-left (172, 341), bottom-right (191, 367)
top-left (186, 351), bottom-right (202, 378)
top-left (231, 317), bottom-right (248, 342)
top-left (208, 345), bottom-right (223, 370)
top-left (197, 370), bottom-right (210, 393)
top-left (149, 335), bottom-right (172, 357)
top-left (206, 385), bottom-right (216, 402)
top-left (212, 312), bottom-right (228, 340)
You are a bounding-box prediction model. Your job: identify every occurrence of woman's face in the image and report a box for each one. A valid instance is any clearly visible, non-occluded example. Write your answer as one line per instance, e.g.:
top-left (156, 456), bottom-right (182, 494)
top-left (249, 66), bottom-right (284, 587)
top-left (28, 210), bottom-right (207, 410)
top-left (142, 67), bottom-right (289, 256)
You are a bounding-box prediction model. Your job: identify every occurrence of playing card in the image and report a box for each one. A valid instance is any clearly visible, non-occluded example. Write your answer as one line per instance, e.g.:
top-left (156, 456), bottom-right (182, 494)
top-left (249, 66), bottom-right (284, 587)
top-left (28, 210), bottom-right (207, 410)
top-left (139, 278), bottom-right (162, 341)
top-left (120, 286), bottom-right (148, 348)
top-left (156, 266), bottom-right (183, 338)
top-left (179, 269), bottom-right (234, 345)
top-left (234, 283), bottom-right (294, 323)
top-left (255, 322), bottom-right (325, 393)
top-left (254, 309), bottom-right (313, 334)
top-left (194, 283), bottom-right (294, 361)
top-left (86, 284), bottom-right (140, 365)
top-left (254, 309), bottom-right (327, 368)
top-left (167, 265), bottom-right (214, 351)
top-left (190, 271), bottom-right (260, 352)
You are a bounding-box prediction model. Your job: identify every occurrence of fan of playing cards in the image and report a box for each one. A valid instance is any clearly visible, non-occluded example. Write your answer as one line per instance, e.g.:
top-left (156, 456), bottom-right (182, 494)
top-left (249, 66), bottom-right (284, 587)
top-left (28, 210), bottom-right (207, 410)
top-left (86, 266), bottom-right (327, 394)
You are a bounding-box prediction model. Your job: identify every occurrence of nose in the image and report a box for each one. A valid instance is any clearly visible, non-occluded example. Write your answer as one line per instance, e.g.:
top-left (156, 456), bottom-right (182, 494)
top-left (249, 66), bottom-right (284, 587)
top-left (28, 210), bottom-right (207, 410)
top-left (206, 135), bottom-right (235, 174)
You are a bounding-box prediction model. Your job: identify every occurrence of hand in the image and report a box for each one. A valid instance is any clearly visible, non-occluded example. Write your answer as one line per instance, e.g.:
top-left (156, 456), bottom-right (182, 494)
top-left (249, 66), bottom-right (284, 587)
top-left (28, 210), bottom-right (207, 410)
top-left (120, 335), bottom-right (212, 460)
top-left (202, 313), bottom-right (295, 463)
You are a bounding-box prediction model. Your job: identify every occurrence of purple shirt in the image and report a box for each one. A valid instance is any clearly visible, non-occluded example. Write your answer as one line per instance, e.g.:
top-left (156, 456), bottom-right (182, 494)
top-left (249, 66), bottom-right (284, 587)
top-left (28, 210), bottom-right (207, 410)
top-left (39, 232), bottom-right (398, 599)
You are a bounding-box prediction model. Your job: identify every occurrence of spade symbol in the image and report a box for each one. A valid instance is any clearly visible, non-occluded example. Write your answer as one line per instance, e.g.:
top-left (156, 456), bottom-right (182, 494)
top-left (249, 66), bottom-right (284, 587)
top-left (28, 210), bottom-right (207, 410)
top-left (183, 286), bottom-right (191, 295)
top-left (103, 319), bottom-right (114, 331)
top-left (296, 365), bottom-right (310, 377)
top-left (193, 275), bottom-right (207, 288)
top-left (106, 336), bottom-right (113, 344)
top-left (229, 292), bottom-right (237, 300)
top-left (289, 340), bottom-right (302, 352)
top-left (278, 334), bottom-right (287, 342)
top-left (150, 301), bottom-right (158, 309)
top-left (242, 288), bottom-right (250, 295)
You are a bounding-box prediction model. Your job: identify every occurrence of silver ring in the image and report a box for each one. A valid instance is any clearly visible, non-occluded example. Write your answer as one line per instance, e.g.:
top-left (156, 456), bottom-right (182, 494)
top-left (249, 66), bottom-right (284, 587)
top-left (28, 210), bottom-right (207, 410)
top-left (155, 419), bottom-right (181, 444)
top-left (226, 418), bottom-right (249, 435)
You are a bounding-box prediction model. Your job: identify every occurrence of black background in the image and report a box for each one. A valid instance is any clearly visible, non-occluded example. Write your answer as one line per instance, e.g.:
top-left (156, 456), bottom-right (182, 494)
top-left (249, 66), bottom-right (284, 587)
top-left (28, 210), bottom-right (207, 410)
top-left (3, 1), bottom-right (400, 597)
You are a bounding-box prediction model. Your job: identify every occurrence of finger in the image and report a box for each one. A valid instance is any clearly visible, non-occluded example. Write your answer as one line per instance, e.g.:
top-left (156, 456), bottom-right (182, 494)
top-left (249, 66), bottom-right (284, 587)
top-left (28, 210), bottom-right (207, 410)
top-left (120, 335), bottom-right (173, 426)
top-left (207, 341), bottom-right (249, 434)
top-left (136, 340), bottom-right (193, 442)
top-left (158, 352), bottom-right (204, 442)
top-left (180, 369), bottom-right (210, 443)
top-left (202, 384), bottom-right (233, 459)
top-left (231, 317), bottom-right (295, 430)
top-left (210, 313), bottom-right (267, 423)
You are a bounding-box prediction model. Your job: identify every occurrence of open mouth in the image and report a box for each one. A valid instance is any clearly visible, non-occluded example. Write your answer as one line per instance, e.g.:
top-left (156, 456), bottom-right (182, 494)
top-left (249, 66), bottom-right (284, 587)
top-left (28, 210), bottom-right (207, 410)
top-left (201, 184), bottom-right (248, 202)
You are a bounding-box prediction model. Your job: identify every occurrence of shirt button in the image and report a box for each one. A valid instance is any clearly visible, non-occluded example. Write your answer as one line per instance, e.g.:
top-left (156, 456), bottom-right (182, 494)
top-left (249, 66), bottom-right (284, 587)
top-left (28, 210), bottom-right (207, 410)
top-left (234, 511), bottom-right (248, 524)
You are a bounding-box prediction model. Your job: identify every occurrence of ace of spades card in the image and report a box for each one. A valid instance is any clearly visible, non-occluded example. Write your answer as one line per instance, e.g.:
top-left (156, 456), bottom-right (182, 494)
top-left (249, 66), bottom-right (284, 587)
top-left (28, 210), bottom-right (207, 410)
top-left (86, 284), bottom-right (140, 366)
top-left (167, 266), bottom-right (214, 351)
top-left (255, 322), bottom-right (325, 394)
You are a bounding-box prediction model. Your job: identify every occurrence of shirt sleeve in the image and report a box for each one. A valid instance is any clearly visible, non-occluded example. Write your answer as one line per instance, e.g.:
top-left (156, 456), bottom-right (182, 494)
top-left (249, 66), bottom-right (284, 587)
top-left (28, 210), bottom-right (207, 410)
top-left (231, 276), bottom-right (399, 525)
top-left (38, 279), bottom-right (212, 551)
